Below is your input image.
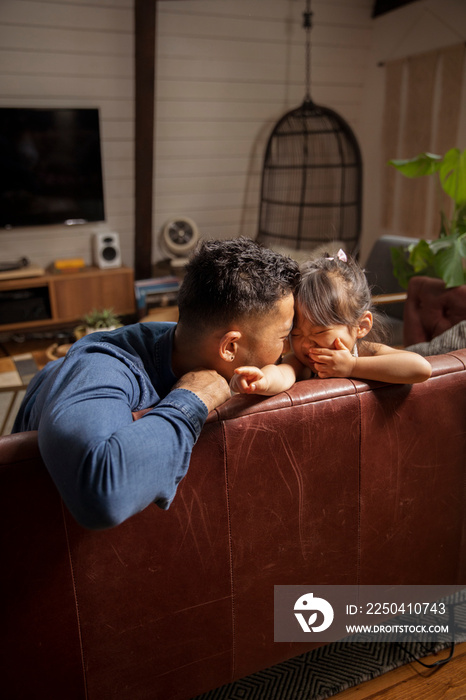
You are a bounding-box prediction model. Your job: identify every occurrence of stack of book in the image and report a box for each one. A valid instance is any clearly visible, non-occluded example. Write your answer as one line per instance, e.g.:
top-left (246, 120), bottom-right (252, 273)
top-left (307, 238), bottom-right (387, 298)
top-left (134, 276), bottom-right (180, 316)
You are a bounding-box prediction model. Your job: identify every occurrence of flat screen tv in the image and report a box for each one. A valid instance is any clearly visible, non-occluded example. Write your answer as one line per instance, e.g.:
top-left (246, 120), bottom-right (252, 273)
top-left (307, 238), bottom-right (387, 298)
top-left (0, 107), bottom-right (106, 228)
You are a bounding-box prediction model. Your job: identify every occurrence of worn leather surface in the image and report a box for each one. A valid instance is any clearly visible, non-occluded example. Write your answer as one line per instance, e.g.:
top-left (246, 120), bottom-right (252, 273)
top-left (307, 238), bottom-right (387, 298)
top-left (404, 276), bottom-right (466, 345)
top-left (0, 434), bottom-right (86, 700)
top-left (1, 349), bottom-right (465, 699)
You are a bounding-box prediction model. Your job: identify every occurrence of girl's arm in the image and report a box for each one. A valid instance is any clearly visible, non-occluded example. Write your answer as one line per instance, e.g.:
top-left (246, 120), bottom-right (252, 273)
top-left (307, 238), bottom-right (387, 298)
top-left (310, 339), bottom-right (432, 384)
top-left (230, 354), bottom-right (304, 395)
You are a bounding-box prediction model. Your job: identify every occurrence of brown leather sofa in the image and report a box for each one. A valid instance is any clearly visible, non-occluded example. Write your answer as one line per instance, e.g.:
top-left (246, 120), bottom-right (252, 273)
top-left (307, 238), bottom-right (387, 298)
top-left (2, 349), bottom-right (466, 700)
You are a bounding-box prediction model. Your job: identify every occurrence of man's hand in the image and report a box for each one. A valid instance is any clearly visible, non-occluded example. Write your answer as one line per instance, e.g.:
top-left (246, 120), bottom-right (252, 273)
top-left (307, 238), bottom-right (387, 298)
top-left (309, 338), bottom-right (357, 378)
top-left (230, 366), bottom-right (268, 394)
top-left (174, 369), bottom-right (231, 412)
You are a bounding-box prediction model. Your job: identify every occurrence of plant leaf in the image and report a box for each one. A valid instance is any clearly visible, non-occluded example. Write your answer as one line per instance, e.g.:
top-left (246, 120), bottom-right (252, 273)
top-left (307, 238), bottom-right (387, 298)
top-left (439, 148), bottom-right (466, 206)
top-left (439, 210), bottom-right (451, 237)
top-left (460, 235), bottom-right (466, 257)
top-left (429, 231), bottom-right (462, 253)
top-left (408, 239), bottom-right (435, 273)
top-left (390, 246), bottom-right (413, 289)
top-left (456, 203), bottom-right (466, 226)
top-left (432, 234), bottom-right (466, 287)
top-left (388, 152), bottom-right (442, 178)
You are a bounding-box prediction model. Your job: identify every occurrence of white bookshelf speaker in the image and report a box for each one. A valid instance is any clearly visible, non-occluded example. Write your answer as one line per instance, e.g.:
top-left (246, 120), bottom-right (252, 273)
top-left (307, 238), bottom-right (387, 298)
top-left (93, 232), bottom-right (122, 269)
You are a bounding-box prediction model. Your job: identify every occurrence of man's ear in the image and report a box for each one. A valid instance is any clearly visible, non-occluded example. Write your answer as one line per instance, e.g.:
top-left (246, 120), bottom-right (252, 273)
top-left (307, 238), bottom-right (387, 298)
top-left (219, 330), bottom-right (242, 363)
top-left (356, 311), bottom-right (373, 339)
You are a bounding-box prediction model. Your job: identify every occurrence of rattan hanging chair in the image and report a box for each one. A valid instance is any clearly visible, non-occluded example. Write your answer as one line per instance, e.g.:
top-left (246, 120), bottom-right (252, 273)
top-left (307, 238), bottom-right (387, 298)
top-left (256, 3), bottom-right (363, 258)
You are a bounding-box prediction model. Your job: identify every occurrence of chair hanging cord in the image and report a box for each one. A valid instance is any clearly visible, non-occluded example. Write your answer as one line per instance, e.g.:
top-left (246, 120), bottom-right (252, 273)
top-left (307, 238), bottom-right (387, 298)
top-left (303, 0), bottom-right (313, 102)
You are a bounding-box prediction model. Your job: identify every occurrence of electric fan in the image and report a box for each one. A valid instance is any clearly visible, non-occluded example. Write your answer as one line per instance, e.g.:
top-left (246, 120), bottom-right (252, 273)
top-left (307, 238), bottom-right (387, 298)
top-left (160, 216), bottom-right (200, 273)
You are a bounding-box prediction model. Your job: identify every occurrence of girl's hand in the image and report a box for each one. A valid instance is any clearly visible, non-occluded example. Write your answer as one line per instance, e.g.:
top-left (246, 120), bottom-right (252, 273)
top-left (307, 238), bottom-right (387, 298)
top-left (230, 366), bottom-right (268, 394)
top-left (309, 338), bottom-right (356, 378)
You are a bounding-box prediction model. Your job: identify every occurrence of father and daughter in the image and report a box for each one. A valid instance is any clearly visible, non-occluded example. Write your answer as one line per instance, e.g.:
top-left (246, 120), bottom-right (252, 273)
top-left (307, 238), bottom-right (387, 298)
top-left (231, 250), bottom-right (431, 395)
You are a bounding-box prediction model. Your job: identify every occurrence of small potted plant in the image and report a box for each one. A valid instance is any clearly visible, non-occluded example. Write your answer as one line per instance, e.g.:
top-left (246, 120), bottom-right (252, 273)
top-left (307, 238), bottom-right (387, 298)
top-left (74, 308), bottom-right (122, 339)
top-left (388, 148), bottom-right (466, 289)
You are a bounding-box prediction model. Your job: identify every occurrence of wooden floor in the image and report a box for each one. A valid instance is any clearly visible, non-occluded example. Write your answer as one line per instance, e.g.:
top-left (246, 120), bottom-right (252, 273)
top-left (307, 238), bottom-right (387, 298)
top-left (336, 641), bottom-right (466, 699)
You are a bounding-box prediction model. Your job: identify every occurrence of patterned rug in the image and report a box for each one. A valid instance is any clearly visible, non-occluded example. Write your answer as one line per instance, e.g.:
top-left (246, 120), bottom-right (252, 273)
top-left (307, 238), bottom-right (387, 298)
top-left (191, 639), bottom-right (456, 700)
top-left (0, 353), bottom-right (41, 435)
top-left (192, 590), bottom-right (466, 700)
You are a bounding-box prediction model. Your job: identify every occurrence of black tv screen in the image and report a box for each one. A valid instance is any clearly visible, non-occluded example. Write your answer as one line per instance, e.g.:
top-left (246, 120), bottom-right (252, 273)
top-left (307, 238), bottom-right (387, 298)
top-left (0, 107), bottom-right (105, 228)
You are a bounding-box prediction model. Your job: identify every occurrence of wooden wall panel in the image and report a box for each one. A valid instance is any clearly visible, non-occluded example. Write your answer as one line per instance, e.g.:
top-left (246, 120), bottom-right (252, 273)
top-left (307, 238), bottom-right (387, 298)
top-left (153, 0), bottom-right (373, 259)
top-left (0, 0), bottom-right (373, 272)
top-left (0, 0), bottom-right (135, 270)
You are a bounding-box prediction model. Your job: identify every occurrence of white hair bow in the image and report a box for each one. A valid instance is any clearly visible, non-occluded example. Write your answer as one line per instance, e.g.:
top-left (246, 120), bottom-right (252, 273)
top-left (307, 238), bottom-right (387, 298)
top-left (326, 249), bottom-right (347, 262)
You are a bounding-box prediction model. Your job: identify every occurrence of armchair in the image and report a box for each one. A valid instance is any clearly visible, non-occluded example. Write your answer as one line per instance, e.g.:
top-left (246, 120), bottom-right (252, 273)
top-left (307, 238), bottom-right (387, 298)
top-left (403, 276), bottom-right (466, 346)
top-left (363, 235), bottom-right (413, 345)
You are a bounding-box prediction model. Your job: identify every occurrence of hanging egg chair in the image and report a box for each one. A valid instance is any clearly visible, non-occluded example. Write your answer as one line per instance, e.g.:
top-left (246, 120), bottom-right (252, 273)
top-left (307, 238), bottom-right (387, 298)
top-left (256, 1), bottom-right (363, 258)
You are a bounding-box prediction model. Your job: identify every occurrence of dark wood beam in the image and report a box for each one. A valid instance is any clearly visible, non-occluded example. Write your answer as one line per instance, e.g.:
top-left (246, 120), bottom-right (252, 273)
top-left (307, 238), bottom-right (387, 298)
top-left (134, 0), bottom-right (156, 280)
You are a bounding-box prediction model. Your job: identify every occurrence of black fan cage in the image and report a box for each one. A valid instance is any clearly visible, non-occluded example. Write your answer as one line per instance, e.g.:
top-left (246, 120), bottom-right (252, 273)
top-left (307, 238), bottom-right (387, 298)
top-left (257, 100), bottom-right (363, 257)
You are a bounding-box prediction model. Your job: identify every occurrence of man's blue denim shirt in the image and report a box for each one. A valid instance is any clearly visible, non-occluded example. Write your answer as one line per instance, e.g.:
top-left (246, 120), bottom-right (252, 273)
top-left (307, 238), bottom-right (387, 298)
top-left (13, 323), bottom-right (209, 529)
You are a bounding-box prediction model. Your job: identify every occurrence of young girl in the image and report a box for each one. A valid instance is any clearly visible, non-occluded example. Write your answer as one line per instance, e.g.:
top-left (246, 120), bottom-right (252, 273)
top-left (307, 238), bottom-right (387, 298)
top-left (230, 251), bottom-right (432, 395)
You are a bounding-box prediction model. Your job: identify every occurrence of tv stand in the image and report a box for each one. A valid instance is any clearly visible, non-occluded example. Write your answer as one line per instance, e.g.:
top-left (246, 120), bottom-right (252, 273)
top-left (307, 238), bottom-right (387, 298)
top-left (0, 267), bottom-right (135, 333)
top-left (0, 264), bottom-right (45, 281)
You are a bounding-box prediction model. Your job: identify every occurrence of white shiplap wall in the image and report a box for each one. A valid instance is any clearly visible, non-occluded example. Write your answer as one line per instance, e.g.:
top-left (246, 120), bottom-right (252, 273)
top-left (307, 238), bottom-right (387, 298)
top-left (153, 0), bottom-right (373, 259)
top-left (0, 0), bottom-right (374, 269)
top-left (0, 0), bottom-right (134, 268)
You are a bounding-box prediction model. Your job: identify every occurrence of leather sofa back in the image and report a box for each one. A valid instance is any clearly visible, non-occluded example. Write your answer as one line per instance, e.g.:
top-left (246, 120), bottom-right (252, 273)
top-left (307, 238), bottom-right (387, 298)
top-left (1, 349), bottom-right (466, 699)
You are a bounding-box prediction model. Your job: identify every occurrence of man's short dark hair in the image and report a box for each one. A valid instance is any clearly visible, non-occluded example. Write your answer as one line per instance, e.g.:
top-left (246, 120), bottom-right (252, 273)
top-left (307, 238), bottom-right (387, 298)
top-left (177, 238), bottom-right (300, 332)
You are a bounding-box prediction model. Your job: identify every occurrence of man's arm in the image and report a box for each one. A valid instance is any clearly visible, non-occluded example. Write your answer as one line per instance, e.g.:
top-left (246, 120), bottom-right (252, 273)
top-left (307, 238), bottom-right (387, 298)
top-left (175, 368), bottom-right (231, 411)
top-left (37, 355), bottom-right (229, 530)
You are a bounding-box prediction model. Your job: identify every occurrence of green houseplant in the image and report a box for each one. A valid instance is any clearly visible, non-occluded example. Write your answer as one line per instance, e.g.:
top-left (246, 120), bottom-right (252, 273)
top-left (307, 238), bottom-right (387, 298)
top-left (388, 148), bottom-right (466, 288)
top-left (74, 308), bottom-right (122, 339)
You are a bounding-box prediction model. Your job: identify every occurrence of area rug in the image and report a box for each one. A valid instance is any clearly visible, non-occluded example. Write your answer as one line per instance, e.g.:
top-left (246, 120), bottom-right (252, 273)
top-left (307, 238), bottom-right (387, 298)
top-left (192, 591), bottom-right (466, 700)
top-left (191, 640), bottom-right (456, 700)
top-left (0, 353), bottom-right (40, 435)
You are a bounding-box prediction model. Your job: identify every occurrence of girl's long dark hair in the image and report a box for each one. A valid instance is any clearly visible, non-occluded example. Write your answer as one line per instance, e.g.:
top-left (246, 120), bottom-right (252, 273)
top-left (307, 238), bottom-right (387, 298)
top-left (297, 254), bottom-right (388, 345)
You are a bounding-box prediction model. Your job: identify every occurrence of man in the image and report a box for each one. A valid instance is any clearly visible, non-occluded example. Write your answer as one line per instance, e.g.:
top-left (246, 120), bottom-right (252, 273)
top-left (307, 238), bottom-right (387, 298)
top-left (13, 238), bottom-right (299, 529)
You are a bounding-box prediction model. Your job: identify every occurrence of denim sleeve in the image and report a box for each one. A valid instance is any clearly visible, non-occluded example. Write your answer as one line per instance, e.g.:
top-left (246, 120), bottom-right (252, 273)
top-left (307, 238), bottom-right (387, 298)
top-left (36, 353), bottom-right (208, 530)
